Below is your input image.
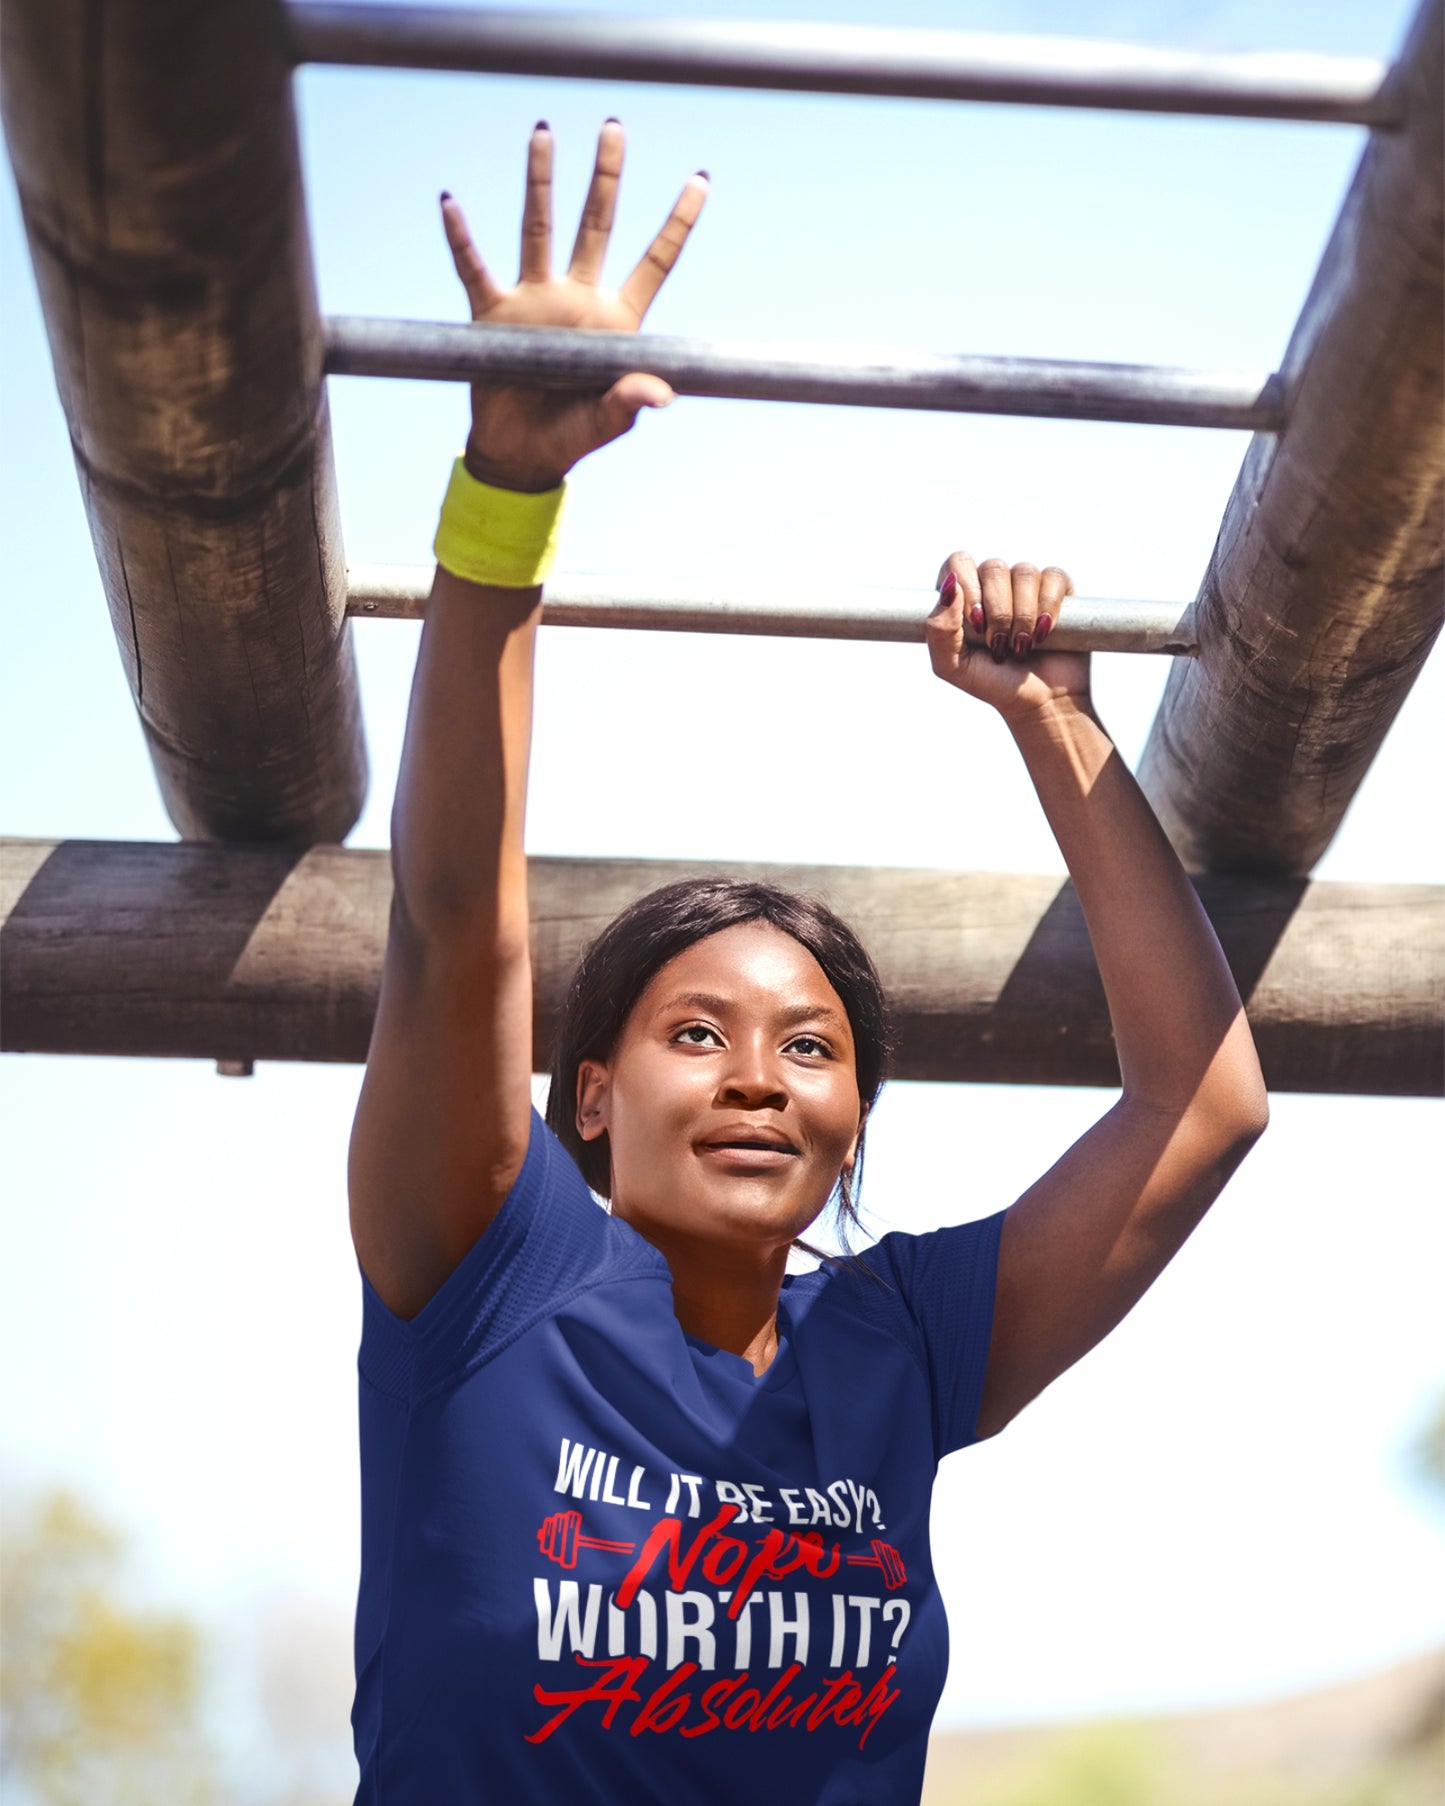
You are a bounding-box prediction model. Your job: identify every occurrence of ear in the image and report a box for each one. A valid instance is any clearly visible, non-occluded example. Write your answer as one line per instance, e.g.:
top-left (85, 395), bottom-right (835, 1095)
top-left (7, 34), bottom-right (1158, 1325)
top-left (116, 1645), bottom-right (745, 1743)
top-left (842, 1101), bottom-right (870, 1180)
top-left (575, 1059), bottom-right (612, 1143)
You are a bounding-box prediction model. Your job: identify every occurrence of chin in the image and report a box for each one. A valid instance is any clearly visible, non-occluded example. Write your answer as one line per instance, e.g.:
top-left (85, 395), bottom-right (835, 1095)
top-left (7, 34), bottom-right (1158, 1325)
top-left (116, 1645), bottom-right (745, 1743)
top-left (622, 1181), bottom-right (824, 1253)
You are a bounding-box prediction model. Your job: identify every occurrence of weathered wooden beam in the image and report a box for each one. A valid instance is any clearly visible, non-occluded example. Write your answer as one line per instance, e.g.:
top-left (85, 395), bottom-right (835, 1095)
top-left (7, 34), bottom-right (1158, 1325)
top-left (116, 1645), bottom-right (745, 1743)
top-left (0, 0), bottom-right (367, 843)
top-left (1137, 0), bottom-right (1444, 876)
top-left (3, 840), bottom-right (1439, 1097)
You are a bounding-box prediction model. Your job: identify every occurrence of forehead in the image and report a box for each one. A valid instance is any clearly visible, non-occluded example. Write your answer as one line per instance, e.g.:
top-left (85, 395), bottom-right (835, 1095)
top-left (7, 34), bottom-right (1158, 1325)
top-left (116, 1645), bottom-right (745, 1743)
top-left (634, 922), bottom-right (851, 1025)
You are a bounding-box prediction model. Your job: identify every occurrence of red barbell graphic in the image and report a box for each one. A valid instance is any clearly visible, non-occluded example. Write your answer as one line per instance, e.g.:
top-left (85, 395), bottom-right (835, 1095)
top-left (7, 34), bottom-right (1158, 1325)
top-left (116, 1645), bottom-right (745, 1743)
top-left (536, 1511), bottom-right (638, 1571)
top-left (536, 1510), bottom-right (906, 1592)
top-left (845, 1540), bottom-right (907, 1590)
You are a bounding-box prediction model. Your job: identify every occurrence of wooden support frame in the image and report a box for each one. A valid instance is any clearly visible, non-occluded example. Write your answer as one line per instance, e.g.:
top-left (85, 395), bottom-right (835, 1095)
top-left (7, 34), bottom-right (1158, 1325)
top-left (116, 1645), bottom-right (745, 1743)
top-left (2, 840), bottom-right (1439, 1097)
top-left (2, 2), bottom-right (1439, 1107)
top-left (1137, 0), bottom-right (1444, 875)
top-left (0, 0), bottom-right (367, 844)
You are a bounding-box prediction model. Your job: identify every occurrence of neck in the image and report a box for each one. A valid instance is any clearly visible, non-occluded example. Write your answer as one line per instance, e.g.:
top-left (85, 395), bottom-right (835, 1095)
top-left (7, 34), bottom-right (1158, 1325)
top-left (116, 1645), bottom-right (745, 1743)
top-left (650, 1237), bottom-right (791, 1375)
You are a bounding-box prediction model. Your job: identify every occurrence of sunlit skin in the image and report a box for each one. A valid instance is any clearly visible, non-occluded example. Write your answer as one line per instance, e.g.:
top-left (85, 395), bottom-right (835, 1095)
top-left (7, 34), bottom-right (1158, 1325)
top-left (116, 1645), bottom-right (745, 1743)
top-left (575, 922), bottom-right (865, 1372)
top-left (352, 119), bottom-right (1267, 1434)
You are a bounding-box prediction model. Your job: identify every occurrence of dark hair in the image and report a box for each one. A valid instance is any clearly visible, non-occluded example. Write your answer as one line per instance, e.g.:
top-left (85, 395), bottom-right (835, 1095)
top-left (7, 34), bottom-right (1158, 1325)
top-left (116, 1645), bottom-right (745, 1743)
top-left (545, 878), bottom-right (891, 1252)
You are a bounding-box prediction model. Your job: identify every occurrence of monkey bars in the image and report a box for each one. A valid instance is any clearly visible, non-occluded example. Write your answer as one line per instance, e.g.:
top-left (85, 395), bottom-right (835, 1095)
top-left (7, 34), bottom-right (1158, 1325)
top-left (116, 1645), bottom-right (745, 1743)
top-left (324, 320), bottom-right (1284, 431)
top-left (1, 0), bottom-right (1440, 1082)
top-left (345, 569), bottom-right (1200, 654)
top-left (286, 6), bottom-right (1396, 126)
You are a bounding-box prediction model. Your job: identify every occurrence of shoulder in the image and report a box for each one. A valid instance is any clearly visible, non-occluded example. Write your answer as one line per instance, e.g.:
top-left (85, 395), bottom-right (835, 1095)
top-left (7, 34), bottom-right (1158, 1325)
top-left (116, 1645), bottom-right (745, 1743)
top-left (787, 1215), bottom-right (1007, 1458)
top-left (360, 1110), bottom-right (669, 1398)
top-left (794, 1214), bottom-right (1005, 1319)
top-left (467, 1108), bottom-right (671, 1302)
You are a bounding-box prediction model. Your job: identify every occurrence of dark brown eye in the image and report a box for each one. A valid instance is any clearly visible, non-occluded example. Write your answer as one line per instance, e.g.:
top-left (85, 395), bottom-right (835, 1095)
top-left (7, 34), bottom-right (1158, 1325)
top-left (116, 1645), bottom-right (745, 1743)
top-left (674, 1023), bottom-right (722, 1047)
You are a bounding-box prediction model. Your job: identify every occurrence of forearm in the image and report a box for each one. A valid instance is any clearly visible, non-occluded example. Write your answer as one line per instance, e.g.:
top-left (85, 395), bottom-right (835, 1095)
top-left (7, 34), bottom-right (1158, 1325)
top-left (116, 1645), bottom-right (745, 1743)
top-left (389, 567), bottom-right (540, 949)
top-left (1007, 695), bottom-right (1266, 1123)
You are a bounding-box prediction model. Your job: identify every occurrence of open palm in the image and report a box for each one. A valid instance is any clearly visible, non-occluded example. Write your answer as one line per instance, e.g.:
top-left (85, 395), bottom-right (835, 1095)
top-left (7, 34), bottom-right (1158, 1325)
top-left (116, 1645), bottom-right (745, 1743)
top-left (442, 122), bottom-right (707, 491)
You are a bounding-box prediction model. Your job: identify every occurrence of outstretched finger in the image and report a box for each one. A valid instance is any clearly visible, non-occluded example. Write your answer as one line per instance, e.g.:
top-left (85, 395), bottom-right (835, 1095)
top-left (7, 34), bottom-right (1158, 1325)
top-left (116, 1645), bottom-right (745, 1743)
top-left (440, 193), bottom-right (503, 317)
top-left (620, 172), bottom-right (709, 319)
top-left (569, 118), bottom-right (625, 286)
top-left (520, 122), bottom-right (554, 283)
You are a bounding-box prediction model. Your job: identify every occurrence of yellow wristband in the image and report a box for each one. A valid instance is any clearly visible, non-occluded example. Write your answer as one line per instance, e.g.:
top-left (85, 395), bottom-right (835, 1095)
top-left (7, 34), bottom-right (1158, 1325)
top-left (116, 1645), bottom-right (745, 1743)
top-left (433, 457), bottom-right (566, 588)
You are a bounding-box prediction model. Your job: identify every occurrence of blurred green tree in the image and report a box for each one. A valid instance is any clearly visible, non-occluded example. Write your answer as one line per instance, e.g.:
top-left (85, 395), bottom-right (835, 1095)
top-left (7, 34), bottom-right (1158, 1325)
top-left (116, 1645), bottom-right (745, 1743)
top-left (0, 1487), bottom-right (219, 1805)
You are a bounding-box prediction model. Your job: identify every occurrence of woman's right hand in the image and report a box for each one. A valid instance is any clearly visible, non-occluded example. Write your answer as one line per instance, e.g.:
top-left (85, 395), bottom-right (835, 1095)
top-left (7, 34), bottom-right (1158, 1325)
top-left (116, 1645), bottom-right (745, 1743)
top-left (925, 550), bottom-right (1091, 725)
top-left (441, 121), bottom-right (708, 493)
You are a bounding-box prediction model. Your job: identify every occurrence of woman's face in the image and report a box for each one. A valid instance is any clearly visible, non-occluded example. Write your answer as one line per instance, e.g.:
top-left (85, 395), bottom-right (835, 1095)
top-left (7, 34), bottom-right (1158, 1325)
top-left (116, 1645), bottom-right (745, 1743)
top-left (576, 922), bottom-right (865, 1259)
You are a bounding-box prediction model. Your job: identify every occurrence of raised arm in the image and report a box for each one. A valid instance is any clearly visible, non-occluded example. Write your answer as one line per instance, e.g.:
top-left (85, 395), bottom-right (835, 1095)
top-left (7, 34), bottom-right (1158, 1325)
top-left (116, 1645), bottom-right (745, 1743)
top-left (925, 554), bottom-right (1270, 1437)
top-left (349, 124), bottom-right (707, 1319)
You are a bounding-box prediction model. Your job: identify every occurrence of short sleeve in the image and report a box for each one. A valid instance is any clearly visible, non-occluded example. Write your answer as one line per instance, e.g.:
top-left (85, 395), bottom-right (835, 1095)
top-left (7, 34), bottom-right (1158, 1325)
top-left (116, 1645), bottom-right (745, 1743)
top-left (861, 1211), bottom-right (1005, 1459)
top-left (358, 1109), bottom-right (667, 1405)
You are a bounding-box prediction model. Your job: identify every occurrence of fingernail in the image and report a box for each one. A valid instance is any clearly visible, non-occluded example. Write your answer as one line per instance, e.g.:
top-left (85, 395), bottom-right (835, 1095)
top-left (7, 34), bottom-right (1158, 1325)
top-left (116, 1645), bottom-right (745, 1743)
top-left (535, 119), bottom-right (550, 132)
top-left (604, 115), bottom-right (621, 125)
top-left (439, 189), bottom-right (452, 202)
top-left (938, 571), bottom-right (958, 604)
top-left (990, 631), bottom-right (1010, 663)
top-left (969, 605), bottom-right (986, 633)
top-left (1013, 631), bottom-right (1033, 658)
top-left (1036, 613), bottom-right (1053, 641)
top-left (695, 169), bottom-right (711, 181)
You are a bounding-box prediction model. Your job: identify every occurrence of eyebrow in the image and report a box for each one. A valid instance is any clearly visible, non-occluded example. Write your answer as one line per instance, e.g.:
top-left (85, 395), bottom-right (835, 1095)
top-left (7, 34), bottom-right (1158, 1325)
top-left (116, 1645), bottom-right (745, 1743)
top-left (661, 991), bottom-right (847, 1030)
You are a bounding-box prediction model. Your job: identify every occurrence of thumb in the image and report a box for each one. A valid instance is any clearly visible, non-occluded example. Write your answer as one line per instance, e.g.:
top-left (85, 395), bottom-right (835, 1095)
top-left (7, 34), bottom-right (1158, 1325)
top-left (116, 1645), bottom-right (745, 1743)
top-left (590, 372), bottom-right (676, 447)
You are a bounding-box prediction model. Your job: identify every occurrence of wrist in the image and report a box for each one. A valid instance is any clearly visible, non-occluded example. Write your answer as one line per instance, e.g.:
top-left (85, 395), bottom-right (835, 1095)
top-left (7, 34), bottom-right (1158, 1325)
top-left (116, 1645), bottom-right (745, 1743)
top-left (434, 457), bottom-right (567, 588)
top-left (1003, 689), bottom-right (1102, 741)
top-left (464, 438), bottom-right (566, 495)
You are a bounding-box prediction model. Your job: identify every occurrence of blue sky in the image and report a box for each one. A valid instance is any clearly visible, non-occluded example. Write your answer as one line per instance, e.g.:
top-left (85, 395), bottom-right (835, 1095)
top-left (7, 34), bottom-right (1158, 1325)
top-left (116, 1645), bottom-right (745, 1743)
top-left (1, 0), bottom-right (1439, 1759)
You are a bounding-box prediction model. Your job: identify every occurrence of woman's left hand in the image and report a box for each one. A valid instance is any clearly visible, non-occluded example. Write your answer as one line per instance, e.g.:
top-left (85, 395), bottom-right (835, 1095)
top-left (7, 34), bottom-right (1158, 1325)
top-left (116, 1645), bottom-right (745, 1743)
top-left (925, 551), bottom-right (1090, 720)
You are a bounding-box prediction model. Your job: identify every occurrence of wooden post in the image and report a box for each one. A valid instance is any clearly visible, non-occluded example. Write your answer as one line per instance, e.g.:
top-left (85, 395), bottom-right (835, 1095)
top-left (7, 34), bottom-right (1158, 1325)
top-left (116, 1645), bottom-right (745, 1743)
top-left (0, 0), bottom-right (367, 843)
top-left (2, 839), bottom-right (1439, 1096)
top-left (1137, 0), bottom-right (1444, 875)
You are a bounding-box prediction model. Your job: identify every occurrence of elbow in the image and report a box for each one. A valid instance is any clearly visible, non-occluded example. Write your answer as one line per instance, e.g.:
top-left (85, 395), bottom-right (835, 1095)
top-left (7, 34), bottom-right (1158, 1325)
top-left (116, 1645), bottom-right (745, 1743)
top-left (1143, 1031), bottom-right (1270, 1157)
top-left (1223, 1053), bottom-right (1271, 1151)
top-left (1200, 1077), bottom-right (1269, 1175)
top-left (1124, 1072), bottom-right (1269, 1169)
top-left (1239, 1086), bottom-right (1270, 1148)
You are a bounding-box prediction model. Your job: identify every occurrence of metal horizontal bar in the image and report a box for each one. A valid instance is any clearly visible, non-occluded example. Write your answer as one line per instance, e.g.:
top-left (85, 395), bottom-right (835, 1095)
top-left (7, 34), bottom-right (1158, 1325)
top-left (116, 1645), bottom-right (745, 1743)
top-left (325, 319), bottom-right (1284, 431)
top-left (286, 6), bottom-right (1396, 126)
top-left (346, 566), bottom-right (1199, 654)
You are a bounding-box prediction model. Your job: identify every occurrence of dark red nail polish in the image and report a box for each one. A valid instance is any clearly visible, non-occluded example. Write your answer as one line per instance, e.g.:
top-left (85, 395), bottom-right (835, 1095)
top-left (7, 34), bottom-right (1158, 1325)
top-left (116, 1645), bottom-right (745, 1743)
top-left (990, 632), bottom-right (1010, 663)
top-left (696, 168), bottom-right (711, 180)
top-left (939, 571), bottom-right (958, 604)
top-left (535, 119), bottom-right (550, 131)
top-left (1014, 631), bottom-right (1033, 658)
top-left (605, 115), bottom-right (621, 125)
top-left (440, 189), bottom-right (452, 202)
top-left (969, 605), bottom-right (986, 632)
top-left (1036, 613), bottom-right (1053, 641)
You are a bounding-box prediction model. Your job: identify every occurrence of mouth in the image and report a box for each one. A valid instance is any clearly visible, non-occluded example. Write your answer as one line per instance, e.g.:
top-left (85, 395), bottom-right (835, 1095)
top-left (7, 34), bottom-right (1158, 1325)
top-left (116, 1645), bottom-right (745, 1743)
top-left (698, 1127), bottom-right (801, 1169)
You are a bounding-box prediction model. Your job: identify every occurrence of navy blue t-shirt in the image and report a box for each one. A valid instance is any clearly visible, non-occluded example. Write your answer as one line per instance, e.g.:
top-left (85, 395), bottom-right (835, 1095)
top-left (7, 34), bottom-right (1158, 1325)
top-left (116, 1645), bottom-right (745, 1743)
top-left (353, 1111), bottom-right (1002, 1804)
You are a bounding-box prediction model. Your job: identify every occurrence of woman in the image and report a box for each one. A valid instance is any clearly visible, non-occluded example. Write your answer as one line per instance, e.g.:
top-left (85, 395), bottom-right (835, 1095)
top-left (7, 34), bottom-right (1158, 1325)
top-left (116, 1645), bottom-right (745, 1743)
top-left (347, 122), bottom-right (1268, 1804)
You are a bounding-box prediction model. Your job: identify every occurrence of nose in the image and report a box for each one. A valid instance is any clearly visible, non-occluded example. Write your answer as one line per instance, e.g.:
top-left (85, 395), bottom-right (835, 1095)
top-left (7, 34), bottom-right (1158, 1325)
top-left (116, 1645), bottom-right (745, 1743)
top-left (715, 1034), bottom-right (787, 1111)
